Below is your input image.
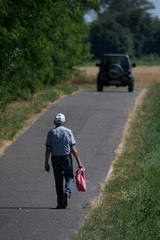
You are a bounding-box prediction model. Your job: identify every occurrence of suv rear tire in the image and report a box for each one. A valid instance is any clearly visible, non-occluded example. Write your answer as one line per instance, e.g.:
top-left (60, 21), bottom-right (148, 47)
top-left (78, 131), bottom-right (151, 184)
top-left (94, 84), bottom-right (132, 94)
top-left (128, 81), bottom-right (134, 92)
top-left (97, 84), bottom-right (103, 92)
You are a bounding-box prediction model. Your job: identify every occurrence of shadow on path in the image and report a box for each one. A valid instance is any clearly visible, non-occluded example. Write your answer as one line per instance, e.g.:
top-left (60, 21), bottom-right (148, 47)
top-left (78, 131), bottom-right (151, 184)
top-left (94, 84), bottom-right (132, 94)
top-left (0, 207), bottom-right (57, 210)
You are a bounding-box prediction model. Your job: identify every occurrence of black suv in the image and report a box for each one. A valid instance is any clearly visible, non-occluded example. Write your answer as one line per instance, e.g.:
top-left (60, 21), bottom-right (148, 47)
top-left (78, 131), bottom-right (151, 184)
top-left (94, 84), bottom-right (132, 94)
top-left (96, 54), bottom-right (136, 92)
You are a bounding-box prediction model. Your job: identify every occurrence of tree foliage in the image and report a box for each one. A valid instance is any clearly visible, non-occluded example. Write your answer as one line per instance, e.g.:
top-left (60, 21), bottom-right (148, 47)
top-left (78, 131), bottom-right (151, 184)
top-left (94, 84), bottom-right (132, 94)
top-left (0, 0), bottom-right (99, 105)
top-left (102, 0), bottom-right (154, 12)
top-left (88, 0), bottom-right (160, 59)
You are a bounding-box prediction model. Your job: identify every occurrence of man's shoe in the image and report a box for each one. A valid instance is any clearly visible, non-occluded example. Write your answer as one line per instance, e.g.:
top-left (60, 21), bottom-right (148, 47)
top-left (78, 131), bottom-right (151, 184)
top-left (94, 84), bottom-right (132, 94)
top-left (56, 204), bottom-right (64, 209)
top-left (61, 193), bottom-right (68, 208)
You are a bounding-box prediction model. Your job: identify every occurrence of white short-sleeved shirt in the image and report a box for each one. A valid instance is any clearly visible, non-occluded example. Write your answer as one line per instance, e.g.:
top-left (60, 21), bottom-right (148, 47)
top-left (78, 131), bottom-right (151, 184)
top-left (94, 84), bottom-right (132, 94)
top-left (45, 126), bottom-right (76, 156)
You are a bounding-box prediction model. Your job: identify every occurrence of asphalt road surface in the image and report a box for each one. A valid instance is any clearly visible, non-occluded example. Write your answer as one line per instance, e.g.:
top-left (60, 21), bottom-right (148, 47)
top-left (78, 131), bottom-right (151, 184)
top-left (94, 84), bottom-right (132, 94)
top-left (0, 88), bottom-right (139, 240)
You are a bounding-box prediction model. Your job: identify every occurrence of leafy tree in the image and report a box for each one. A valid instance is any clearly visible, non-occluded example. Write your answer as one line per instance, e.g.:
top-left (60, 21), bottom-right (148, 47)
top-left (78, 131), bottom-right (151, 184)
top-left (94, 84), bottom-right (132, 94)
top-left (118, 7), bottom-right (155, 57)
top-left (102, 0), bottom-right (154, 12)
top-left (88, 0), bottom-right (160, 59)
top-left (0, 0), bottom-right (100, 105)
top-left (89, 10), bottom-right (135, 59)
top-left (144, 17), bottom-right (160, 55)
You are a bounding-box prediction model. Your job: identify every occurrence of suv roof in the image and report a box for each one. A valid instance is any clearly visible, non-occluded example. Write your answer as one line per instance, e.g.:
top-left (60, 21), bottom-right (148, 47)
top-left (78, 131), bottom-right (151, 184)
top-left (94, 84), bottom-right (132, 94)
top-left (102, 53), bottom-right (129, 58)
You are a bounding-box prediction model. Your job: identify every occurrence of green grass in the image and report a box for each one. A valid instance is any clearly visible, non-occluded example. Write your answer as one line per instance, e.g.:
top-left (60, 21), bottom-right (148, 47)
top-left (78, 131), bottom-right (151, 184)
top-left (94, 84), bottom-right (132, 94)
top-left (0, 84), bottom-right (79, 142)
top-left (132, 54), bottom-right (160, 66)
top-left (73, 84), bottom-right (160, 240)
top-left (84, 54), bottom-right (160, 67)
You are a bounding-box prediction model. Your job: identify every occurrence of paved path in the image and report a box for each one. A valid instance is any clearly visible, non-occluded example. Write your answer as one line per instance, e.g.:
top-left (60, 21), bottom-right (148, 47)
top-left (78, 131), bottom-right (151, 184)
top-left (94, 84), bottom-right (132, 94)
top-left (0, 89), bottom-right (139, 240)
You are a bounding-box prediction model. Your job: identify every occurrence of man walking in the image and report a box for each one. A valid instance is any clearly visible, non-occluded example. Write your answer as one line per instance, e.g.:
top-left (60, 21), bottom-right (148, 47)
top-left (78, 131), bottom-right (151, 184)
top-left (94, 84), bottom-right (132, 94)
top-left (45, 113), bottom-right (83, 209)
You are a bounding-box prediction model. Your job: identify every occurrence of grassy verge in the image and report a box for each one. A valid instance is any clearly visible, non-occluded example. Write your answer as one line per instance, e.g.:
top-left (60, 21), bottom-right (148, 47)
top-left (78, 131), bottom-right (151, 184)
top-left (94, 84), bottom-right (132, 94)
top-left (0, 84), bottom-right (80, 152)
top-left (73, 83), bottom-right (160, 240)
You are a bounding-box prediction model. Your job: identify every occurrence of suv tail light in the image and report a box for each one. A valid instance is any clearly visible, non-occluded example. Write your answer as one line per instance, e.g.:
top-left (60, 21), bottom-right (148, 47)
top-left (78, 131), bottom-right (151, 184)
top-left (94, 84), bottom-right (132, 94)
top-left (128, 66), bottom-right (132, 75)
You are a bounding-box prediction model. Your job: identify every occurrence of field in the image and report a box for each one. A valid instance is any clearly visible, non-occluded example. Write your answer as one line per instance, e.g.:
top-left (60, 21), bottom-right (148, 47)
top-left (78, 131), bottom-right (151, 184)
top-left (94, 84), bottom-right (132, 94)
top-left (72, 66), bottom-right (160, 85)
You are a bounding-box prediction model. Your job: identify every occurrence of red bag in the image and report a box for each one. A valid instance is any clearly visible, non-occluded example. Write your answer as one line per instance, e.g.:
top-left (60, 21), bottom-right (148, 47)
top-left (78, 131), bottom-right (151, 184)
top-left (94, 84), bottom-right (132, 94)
top-left (75, 168), bottom-right (86, 192)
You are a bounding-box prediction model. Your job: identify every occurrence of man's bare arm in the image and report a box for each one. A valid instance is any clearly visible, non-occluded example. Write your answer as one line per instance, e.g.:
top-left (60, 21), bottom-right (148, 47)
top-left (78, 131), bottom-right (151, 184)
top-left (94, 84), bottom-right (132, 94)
top-left (71, 146), bottom-right (83, 168)
top-left (45, 147), bottom-right (51, 172)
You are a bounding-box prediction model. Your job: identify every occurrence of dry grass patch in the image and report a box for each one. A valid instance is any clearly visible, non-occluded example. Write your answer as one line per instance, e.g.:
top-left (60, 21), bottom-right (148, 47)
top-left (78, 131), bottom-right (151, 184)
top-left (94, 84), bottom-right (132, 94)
top-left (72, 67), bottom-right (98, 84)
top-left (0, 140), bottom-right (12, 156)
top-left (134, 66), bottom-right (160, 85)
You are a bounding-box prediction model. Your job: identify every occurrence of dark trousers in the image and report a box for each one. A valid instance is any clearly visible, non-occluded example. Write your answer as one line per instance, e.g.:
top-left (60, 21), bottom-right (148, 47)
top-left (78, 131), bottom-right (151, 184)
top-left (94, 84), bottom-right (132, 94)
top-left (51, 154), bottom-right (74, 205)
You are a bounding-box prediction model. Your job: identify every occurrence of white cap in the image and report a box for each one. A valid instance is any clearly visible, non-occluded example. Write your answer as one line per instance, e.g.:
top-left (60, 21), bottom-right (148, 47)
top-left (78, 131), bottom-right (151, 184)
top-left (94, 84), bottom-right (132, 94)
top-left (54, 113), bottom-right (65, 124)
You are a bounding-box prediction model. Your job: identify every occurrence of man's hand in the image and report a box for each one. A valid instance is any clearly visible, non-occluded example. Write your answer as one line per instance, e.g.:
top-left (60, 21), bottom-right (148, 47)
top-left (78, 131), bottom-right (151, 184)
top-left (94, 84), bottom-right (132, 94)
top-left (78, 162), bottom-right (83, 169)
top-left (45, 162), bottom-right (50, 172)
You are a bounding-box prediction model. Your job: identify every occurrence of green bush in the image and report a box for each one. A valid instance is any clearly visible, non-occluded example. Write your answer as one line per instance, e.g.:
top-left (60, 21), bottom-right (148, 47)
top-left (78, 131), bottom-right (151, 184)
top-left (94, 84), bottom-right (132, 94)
top-left (0, 0), bottom-right (96, 105)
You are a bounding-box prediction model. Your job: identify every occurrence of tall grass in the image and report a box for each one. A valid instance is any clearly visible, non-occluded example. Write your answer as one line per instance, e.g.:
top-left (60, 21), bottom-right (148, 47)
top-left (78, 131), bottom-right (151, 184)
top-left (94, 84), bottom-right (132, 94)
top-left (73, 84), bottom-right (160, 240)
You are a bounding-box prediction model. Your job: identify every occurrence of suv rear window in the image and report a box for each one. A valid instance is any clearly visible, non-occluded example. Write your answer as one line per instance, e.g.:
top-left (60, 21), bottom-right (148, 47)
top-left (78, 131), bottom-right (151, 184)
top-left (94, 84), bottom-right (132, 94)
top-left (102, 56), bottom-right (128, 71)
